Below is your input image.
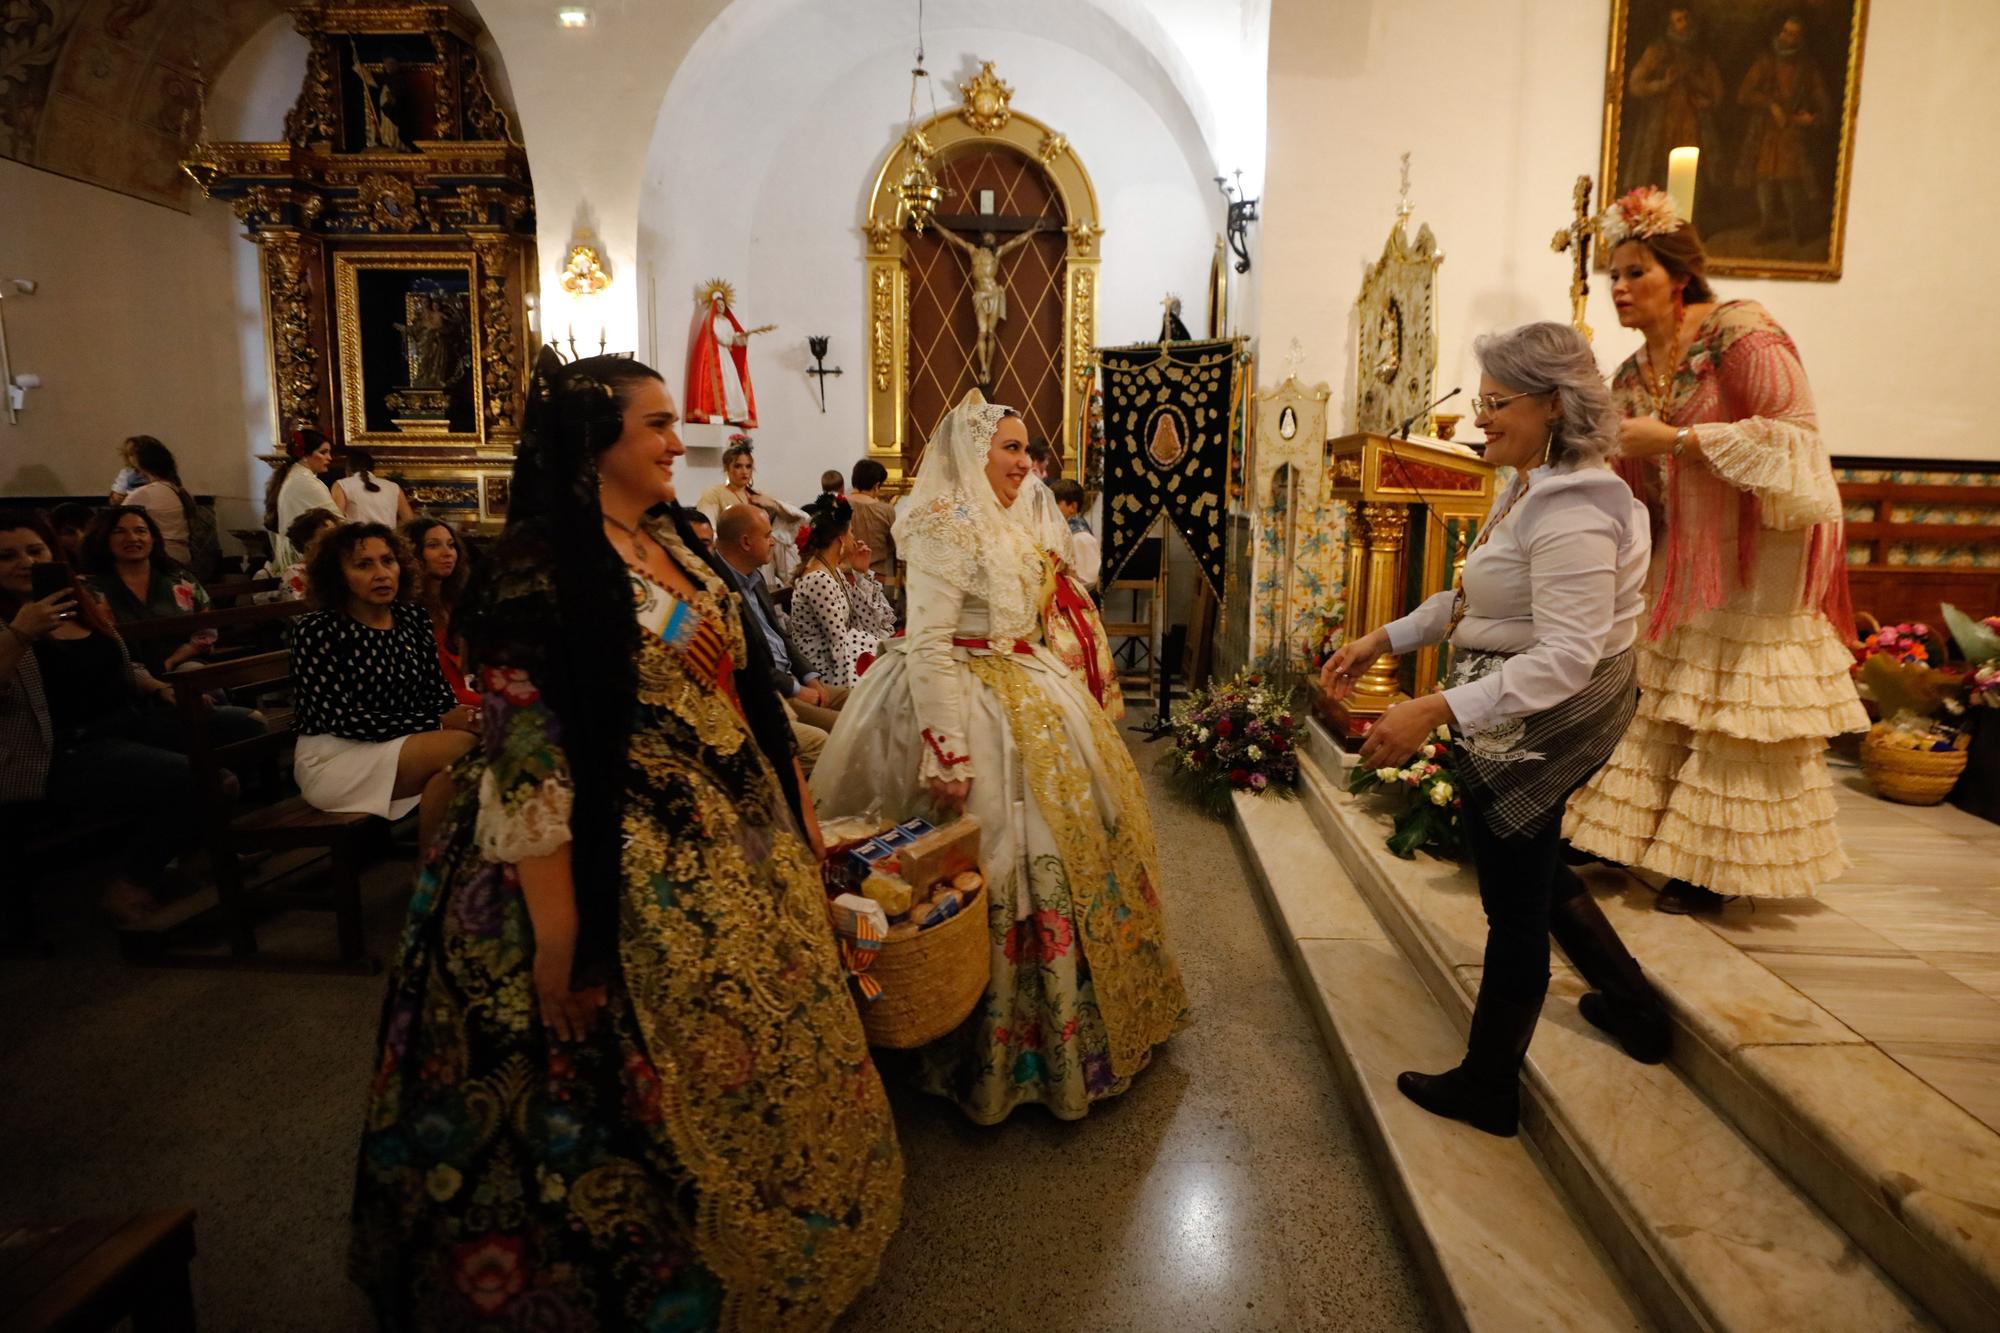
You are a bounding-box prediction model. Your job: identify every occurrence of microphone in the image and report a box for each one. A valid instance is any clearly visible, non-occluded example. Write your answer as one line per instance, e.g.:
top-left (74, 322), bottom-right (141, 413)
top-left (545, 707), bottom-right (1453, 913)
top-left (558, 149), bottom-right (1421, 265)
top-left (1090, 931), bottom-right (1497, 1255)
top-left (1395, 386), bottom-right (1462, 440)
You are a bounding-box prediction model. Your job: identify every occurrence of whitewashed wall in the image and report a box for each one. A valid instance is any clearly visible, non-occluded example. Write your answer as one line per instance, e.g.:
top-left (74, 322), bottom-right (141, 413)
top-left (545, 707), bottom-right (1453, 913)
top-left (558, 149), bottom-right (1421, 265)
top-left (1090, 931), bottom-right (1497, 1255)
top-left (1257, 0), bottom-right (2000, 463)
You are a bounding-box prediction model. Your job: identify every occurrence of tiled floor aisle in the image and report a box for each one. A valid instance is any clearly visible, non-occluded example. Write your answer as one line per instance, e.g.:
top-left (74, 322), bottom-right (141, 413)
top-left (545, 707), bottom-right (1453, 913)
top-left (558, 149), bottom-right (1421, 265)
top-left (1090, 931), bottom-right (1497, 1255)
top-left (1697, 761), bottom-right (2000, 1134)
top-left (839, 734), bottom-right (1435, 1331)
top-left (0, 735), bottom-right (1434, 1332)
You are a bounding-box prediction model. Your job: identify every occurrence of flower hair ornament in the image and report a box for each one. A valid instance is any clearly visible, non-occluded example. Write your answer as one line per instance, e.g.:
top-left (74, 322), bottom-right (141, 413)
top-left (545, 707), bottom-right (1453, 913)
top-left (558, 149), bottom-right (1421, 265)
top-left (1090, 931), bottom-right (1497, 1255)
top-left (1597, 186), bottom-right (1686, 248)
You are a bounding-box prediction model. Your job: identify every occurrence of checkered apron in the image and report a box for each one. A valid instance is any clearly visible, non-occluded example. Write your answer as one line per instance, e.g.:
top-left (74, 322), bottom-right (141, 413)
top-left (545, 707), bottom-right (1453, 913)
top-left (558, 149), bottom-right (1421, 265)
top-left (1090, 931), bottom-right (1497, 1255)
top-left (1447, 647), bottom-right (1638, 839)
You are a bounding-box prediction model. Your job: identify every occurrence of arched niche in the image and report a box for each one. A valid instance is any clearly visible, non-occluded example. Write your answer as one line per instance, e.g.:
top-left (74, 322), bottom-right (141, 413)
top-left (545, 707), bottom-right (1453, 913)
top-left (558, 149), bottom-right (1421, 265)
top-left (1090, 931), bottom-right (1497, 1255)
top-left (862, 64), bottom-right (1101, 485)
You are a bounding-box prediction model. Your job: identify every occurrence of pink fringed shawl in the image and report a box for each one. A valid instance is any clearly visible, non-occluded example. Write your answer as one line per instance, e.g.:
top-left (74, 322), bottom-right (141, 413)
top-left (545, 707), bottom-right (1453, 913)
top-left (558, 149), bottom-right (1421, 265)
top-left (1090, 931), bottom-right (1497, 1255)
top-left (1611, 301), bottom-right (1854, 645)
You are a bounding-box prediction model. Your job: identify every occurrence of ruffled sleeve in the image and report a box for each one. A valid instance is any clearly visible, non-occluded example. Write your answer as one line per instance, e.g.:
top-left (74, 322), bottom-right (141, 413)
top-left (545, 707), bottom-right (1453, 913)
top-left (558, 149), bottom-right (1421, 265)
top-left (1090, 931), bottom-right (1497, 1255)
top-left (905, 566), bottom-right (976, 784)
top-left (850, 572), bottom-right (898, 639)
top-left (472, 662), bottom-right (575, 864)
top-left (1691, 312), bottom-right (1841, 531)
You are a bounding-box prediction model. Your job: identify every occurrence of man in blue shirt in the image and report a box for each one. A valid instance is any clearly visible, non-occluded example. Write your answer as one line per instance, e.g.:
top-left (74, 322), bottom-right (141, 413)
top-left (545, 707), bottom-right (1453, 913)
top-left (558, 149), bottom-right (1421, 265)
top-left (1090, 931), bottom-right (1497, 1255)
top-left (714, 505), bottom-right (847, 755)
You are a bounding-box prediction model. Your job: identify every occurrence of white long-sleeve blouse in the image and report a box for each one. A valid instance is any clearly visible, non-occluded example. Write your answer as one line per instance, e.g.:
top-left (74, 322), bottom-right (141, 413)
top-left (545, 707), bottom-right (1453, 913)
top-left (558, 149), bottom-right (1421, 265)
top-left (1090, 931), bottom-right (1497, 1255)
top-left (1384, 464), bottom-right (1650, 735)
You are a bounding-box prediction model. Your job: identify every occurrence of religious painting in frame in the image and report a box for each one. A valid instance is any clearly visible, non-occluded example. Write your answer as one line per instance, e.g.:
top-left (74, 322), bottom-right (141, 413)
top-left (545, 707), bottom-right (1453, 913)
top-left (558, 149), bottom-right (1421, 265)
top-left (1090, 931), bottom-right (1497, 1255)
top-left (332, 252), bottom-right (487, 448)
top-left (1599, 0), bottom-right (1870, 281)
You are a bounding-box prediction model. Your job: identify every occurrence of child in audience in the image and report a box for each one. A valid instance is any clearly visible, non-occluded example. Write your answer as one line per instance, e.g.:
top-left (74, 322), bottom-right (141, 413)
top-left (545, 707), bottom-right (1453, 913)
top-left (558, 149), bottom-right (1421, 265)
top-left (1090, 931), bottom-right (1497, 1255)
top-left (257, 509), bottom-right (339, 602)
top-left (1050, 477), bottom-right (1101, 589)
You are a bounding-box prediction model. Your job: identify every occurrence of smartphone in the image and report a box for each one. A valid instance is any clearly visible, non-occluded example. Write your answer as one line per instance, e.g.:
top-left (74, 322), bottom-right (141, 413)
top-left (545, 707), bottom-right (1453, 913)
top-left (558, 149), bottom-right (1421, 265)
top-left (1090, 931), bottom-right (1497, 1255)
top-left (29, 561), bottom-right (75, 601)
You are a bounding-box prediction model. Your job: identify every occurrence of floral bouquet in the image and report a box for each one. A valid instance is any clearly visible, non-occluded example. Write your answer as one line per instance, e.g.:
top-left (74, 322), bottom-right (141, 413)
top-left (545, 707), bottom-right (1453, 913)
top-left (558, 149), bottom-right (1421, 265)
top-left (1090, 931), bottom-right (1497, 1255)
top-left (1166, 673), bottom-right (1304, 815)
top-left (1852, 619), bottom-right (1936, 669)
top-left (1303, 604), bottom-right (1347, 674)
top-left (1347, 724), bottom-right (1464, 859)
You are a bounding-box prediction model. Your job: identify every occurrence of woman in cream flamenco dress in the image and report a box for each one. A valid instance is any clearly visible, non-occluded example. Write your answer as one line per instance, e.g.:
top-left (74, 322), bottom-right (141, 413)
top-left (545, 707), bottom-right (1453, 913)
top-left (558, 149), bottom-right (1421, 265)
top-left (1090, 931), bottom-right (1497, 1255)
top-left (1563, 188), bottom-right (1866, 911)
top-left (813, 392), bottom-right (1188, 1124)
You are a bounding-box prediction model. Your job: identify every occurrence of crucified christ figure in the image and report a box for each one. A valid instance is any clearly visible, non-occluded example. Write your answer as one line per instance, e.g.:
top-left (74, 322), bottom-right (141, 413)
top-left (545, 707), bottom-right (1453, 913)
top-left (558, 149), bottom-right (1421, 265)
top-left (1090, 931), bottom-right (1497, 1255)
top-left (936, 221), bottom-right (1047, 386)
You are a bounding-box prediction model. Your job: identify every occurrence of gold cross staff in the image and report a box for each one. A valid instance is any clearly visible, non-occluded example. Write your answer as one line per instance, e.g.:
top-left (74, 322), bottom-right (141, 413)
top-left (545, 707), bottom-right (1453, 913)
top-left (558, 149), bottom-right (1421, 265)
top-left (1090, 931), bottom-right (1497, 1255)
top-left (1549, 174), bottom-right (1599, 341)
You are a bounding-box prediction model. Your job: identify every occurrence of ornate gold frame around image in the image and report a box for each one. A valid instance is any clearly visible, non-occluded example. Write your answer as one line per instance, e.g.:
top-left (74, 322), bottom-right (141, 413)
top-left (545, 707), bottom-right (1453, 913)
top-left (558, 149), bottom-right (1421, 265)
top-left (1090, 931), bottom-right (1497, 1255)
top-left (332, 251), bottom-right (488, 448)
top-left (1598, 0), bottom-right (1870, 281)
top-left (862, 62), bottom-right (1101, 490)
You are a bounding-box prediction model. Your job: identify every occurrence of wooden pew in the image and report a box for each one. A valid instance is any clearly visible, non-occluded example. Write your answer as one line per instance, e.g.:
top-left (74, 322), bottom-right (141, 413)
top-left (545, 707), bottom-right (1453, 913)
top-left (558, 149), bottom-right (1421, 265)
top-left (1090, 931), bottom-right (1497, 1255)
top-left (0, 1209), bottom-right (197, 1333)
top-left (122, 649), bottom-right (381, 973)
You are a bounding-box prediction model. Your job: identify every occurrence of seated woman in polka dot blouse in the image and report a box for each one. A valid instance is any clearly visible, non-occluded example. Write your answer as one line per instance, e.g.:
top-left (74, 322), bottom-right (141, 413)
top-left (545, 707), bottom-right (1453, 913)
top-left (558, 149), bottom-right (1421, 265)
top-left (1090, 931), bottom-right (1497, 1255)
top-left (291, 523), bottom-right (477, 837)
top-left (789, 496), bottom-right (896, 689)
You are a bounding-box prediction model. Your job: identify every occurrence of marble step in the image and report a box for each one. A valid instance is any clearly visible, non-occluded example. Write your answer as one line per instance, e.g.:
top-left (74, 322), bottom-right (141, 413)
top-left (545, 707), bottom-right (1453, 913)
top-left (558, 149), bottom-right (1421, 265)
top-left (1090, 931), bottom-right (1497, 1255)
top-left (1286, 741), bottom-right (1941, 1332)
top-left (1230, 790), bottom-right (1652, 1333)
top-left (1298, 720), bottom-right (2000, 1333)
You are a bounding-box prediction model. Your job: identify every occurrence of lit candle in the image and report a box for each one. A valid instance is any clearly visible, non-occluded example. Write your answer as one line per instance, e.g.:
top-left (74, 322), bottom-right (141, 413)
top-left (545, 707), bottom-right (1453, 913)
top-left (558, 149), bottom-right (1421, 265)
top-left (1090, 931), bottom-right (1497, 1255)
top-left (1667, 147), bottom-right (1699, 222)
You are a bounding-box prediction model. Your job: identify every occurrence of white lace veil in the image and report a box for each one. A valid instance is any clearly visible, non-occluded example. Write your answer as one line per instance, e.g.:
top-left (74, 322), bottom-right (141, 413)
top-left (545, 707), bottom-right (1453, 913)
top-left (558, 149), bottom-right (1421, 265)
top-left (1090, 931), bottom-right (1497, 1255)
top-left (893, 389), bottom-right (1046, 636)
top-left (1013, 473), bottom-right (1077, 570)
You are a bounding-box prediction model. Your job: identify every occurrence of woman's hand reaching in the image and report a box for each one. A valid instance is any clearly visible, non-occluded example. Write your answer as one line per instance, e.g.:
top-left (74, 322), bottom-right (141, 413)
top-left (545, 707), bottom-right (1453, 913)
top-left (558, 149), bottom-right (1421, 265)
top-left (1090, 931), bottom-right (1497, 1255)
top-left (929, 777), bottom-right (971, 816)
top-left (1320, 628), bottom-right (1389, 702)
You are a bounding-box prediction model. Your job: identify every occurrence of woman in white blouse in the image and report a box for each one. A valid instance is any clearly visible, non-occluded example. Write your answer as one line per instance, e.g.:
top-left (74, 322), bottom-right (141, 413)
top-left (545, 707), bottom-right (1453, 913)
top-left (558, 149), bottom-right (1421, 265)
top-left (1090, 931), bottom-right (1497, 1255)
top-left (330, 447), bottom-right (414, 526)
top-left (1323, 321), bottom-right (1670, 1138)
top-left (788, 495), bottom-right (895, 688)
top-left (265, 428), bottom-right (337, 569)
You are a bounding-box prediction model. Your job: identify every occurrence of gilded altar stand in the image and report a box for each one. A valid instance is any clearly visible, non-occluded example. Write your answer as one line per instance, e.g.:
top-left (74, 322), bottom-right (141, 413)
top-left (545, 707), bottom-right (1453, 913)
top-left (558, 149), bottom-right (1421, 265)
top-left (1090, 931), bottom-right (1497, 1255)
top-left (1318, 432), bottom-right (1495, 738)
top-left (1228, 721), bottom-right (2000, 1332)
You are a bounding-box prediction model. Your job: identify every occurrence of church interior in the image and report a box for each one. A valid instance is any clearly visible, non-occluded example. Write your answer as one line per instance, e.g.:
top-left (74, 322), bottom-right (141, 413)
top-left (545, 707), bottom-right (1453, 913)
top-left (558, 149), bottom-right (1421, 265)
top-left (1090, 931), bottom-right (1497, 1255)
top-left (3, 1), bottom-right (1999, 1328)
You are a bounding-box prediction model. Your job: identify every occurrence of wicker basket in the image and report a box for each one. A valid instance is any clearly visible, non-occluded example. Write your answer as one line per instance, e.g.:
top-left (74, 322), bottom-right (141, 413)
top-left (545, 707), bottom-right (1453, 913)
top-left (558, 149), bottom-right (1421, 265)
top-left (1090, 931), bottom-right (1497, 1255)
top-left (1861, 723), bottom-right (1971, 806)
top-left (859, 883), bottom-right (991, 1049)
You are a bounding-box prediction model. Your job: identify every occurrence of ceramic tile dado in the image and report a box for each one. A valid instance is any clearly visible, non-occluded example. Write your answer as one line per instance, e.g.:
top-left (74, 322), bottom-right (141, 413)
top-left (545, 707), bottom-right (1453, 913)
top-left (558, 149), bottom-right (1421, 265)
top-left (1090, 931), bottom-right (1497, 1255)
top-left (1749, 953), bottom-right (2000, 1049)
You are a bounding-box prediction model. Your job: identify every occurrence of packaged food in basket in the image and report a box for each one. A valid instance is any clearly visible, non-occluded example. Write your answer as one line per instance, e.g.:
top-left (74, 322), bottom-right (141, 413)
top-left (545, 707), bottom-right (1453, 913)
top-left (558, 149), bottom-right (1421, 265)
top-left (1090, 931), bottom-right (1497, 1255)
top-left (919, 889), bottom-right (966, 929)
top-left (831, 893), bottom-right (888, 940)
top-left (821, 815), bottom-right (893, 848)
top-left (949, 870), bottom-right (984, 894)
top-left (899, 815), bottom-right (982, 898)
top-left (861, 870), bottom-right (914, 918)
top-left (897, 818), bottom-right (936, 840)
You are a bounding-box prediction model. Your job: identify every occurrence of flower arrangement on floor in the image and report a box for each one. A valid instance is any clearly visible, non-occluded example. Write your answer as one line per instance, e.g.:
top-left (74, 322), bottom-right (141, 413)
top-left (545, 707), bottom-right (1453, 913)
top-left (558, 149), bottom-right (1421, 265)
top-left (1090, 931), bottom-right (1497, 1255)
top-left (1347, 724), bottom-right (1464, 859)
top-left (1165, 673), bottom-right (1304, 815)
top-left (1852, 605), bottom-right (2000, 804)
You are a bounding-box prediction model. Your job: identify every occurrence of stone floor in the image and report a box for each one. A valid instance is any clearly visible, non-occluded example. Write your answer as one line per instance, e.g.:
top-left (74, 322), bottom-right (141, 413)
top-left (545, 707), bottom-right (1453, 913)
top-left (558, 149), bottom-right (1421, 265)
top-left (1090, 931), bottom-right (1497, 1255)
top-left (1700, 760), bottom-right (2000, 1134)
top-left (0, 734), bottom-right (1434, 1333)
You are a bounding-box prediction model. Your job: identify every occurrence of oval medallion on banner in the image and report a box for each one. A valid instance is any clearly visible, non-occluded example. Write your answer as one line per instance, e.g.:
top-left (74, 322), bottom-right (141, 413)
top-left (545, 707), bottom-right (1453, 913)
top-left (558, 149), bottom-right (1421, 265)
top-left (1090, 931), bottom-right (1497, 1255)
top-left (1146, 406), bottom-right (1188, 468)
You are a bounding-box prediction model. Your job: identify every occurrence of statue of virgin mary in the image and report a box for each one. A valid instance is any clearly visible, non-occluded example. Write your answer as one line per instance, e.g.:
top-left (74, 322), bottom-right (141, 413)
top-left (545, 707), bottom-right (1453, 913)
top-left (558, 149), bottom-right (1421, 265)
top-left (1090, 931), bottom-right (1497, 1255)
top-left (683, 279), bottom-right (759, 428)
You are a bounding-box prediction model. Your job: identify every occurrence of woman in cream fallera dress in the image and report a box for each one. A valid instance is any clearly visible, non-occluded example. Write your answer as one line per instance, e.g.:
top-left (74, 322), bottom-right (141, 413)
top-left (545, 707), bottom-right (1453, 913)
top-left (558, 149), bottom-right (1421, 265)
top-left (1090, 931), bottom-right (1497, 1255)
top-left (1563, 300), bottom-right (1868, 899)
top-left (813, 392), bottom-right (1188, 1124)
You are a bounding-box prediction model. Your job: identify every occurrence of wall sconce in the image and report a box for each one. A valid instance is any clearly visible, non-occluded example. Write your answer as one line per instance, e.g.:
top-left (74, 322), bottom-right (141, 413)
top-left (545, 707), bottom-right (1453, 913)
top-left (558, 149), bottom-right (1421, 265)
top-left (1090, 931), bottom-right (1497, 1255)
top-left (559, 244), bottom-right (610, 297)
top-left (805, 335), bottom-right (843, 413)
top-left (1215, 170), bottom-right (1259, 274)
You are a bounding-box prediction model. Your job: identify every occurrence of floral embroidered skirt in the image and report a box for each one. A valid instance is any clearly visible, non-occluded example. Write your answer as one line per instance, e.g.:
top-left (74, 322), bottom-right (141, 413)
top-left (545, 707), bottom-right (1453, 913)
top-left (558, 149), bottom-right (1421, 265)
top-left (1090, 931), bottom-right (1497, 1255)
top-left (351, 750), bottom-right (903, 1331)
top-left (814, 641), bottom-right (1190, 1124)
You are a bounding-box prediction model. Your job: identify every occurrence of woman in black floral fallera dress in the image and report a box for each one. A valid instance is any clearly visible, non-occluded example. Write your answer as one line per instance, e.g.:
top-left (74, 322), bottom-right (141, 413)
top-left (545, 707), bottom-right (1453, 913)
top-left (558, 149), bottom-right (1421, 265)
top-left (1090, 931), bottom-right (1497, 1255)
top-left (350, 352), bottom-right (901, 1332)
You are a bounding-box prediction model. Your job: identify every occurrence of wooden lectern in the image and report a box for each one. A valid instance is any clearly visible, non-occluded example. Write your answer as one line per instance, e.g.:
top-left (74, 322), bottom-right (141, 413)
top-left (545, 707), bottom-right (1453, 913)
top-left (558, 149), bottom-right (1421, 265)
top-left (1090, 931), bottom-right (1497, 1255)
top-left (1320, 432), bottom-right (1496, 739)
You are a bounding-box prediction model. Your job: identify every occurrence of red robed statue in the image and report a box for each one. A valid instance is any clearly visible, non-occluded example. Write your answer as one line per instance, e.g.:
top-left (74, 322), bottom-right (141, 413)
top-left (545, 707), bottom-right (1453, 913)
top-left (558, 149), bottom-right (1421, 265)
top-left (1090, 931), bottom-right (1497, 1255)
top-left (684, 278), bottom-right (773, 429)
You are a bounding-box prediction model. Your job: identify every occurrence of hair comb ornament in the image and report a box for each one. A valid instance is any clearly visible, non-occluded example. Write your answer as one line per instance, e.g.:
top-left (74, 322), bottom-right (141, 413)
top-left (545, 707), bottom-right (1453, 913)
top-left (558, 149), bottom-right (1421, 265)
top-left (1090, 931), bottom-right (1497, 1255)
top-left (1597, 186), bottom-right (1686, 248)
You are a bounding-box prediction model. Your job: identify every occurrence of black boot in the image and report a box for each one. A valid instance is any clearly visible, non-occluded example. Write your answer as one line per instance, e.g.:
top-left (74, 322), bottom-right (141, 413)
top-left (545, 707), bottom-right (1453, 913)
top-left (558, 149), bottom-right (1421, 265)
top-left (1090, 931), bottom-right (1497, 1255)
top-left (1549, 892), bottom-right (1672, 1064)
top-left (1397, 987), bottom-right (1544, 1137)
top-left (1655, 879), bottom-right (1734, 916)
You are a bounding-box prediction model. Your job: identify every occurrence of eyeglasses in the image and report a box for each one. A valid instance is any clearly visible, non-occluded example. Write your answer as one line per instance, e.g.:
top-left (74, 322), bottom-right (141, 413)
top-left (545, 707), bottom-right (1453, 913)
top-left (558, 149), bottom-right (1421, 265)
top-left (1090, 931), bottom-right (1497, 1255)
top-left (1470, 391), bottom-right (1536, 416)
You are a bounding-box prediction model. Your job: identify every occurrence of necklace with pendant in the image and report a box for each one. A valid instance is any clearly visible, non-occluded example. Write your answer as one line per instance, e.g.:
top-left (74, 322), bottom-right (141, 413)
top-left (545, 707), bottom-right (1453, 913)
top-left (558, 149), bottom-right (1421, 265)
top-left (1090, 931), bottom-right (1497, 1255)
top-left (602, 511), bottom-right (656, 569)
top-left (1646, 311), bottom-right (1693, 418)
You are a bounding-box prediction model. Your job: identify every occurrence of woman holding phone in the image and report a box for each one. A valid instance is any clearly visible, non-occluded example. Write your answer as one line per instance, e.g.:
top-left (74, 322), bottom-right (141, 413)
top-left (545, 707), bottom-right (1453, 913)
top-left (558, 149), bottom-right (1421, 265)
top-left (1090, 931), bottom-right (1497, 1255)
top-left (0, 509), bottom-right (263, 924)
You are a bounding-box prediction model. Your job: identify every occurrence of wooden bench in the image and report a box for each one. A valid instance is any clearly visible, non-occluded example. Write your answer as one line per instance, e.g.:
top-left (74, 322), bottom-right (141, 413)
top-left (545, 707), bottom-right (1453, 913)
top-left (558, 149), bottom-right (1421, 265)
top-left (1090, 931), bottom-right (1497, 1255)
top-left (1835, 456), bottom-right (2000, 629)
top-left (0, 1209), bottom-right (196, 1333)
top-left (198, 576), bottom-right (280, 607)
top-left (124, 650), bottom-right (381, 973)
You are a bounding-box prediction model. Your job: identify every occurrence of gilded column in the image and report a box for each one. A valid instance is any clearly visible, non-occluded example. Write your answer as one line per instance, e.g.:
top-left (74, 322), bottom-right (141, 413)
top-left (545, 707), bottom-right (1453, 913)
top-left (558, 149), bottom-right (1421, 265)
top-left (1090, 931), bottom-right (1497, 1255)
top-left (259, 228), bottom-right (323, 435)
top-left (469, 232), bottom-right (521, 447)
top-left (862, 218), bottom-right (907, 486)
top-left (1346, 501), bottom-right (1411, 713)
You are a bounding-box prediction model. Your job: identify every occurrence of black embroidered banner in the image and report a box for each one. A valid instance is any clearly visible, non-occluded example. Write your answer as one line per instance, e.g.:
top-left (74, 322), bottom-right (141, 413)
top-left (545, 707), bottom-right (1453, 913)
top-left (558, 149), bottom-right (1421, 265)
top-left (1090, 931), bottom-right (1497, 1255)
top-left (1095, 338), bottom-right (1243, 599)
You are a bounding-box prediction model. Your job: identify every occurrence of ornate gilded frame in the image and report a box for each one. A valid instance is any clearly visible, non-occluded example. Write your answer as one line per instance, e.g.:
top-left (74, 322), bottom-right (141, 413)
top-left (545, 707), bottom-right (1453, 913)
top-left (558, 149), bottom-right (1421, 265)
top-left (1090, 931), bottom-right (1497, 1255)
top-left (1353, 218), bottom-right (1441, 436)
top-left (1598, 0), bottom-right (1870, 281)
top-left (332, 251), bottom-right (486, 448)
top-left (862, 65), bottom-right (1101, 487)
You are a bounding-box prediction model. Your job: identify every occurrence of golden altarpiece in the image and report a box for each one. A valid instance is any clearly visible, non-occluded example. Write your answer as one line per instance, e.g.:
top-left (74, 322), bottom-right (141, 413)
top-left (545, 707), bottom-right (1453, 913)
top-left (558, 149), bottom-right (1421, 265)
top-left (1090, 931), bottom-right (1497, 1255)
top-left (183, 1), bottom-right (534, 525)
top-left (862, 63), bottom-right (1099, 486)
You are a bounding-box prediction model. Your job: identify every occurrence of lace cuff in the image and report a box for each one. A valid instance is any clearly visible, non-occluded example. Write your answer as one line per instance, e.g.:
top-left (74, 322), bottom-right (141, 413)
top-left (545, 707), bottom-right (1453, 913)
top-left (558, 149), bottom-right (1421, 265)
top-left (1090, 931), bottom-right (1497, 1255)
top-left (1698, 418), bottom-right (1841, 531)
top-left (475, 769), bottom-right (574, 864)
top-left (917, 727), bottom-right (976, 784)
